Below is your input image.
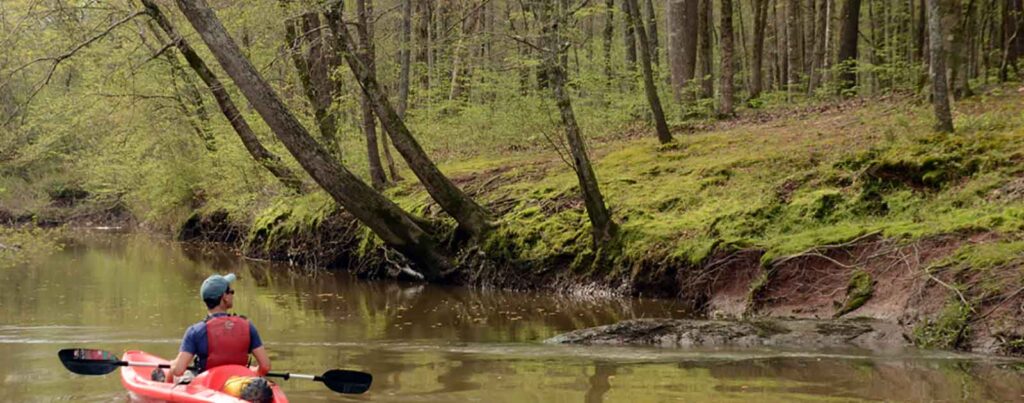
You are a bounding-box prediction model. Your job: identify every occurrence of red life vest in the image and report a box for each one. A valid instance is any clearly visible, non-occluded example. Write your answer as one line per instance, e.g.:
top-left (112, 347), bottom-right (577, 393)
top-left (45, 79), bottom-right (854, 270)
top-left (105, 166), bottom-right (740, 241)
top-left (204, 315), bottom-right (251, 369)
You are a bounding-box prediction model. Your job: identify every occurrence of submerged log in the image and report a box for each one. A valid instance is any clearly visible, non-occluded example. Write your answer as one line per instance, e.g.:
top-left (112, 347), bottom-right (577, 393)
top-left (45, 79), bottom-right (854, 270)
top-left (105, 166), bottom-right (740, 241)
top-left (546, 318), bottom-right (909, 351)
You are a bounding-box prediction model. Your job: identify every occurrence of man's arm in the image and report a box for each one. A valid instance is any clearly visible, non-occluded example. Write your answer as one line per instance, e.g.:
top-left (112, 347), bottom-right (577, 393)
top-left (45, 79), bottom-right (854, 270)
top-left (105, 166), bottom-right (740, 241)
top-left (168, 351), bottom-right (195, 382)
top-left (250, 346), bottom-right (271, 376)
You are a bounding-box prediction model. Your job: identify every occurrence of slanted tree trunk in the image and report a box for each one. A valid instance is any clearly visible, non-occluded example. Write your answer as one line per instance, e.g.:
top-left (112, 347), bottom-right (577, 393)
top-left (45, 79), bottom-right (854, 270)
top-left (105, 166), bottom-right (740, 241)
top-left (141, 0), bottom-right (305, 194)
top-left (353, 0), bottom-right (388, 189)
top-left (928, 0), bottom-right (955, 132)
top-left (624, 0), bottom-right (672, 143)
top-left (667, 0), bottom-right (699, 101)
top-left (173, 0), bottom-right (451, 280)
top-left (750, 0), bottom-right (770, 99)
top-left (838, 0), bottom-right (862, 95)
top-left (325, 1), bottom-right (495, 241)
top-left (720, 0), bottom-right (735, 116)
top-left (533, 0), bottom-right (618, 246)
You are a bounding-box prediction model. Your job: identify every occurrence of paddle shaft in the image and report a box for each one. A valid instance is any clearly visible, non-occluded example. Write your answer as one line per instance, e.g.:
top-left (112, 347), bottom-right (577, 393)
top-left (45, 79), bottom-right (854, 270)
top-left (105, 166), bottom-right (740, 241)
top-left (266, 372), bottom-right (316, 381)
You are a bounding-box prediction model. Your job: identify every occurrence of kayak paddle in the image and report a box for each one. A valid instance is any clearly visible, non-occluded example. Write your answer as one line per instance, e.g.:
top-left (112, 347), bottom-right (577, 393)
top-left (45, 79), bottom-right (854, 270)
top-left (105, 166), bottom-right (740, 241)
top-left (58, 348), bottom-right (372, 394)
top-left (266, 370), bottom-right (372, 394)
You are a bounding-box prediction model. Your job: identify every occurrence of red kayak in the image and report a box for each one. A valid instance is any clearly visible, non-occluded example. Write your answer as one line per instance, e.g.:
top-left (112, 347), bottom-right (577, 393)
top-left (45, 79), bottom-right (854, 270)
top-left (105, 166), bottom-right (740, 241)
top-left (119, 350), bottom-right (288, 402)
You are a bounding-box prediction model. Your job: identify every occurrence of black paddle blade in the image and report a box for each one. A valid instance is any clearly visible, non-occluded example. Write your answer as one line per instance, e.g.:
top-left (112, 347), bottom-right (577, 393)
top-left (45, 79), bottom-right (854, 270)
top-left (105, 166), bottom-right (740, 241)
top-left (320, 370), bottom-right (372, 394)
top-left (58, 349), bottom-right (121, 375)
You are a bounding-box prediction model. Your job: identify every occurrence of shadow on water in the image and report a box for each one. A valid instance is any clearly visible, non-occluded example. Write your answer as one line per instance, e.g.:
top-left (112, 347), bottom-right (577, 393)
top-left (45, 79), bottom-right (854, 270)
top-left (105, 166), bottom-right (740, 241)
top-left (1, 231), bottom-right (1023, 402)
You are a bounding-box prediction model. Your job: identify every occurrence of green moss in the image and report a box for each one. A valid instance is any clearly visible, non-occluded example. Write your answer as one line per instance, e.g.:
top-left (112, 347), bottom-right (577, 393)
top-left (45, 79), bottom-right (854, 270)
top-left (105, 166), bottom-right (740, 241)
top-left (834, 270), bottom-right (874, 318)
top-left (913, 299), bottom-right (972, 350)
top-left (246, 192), bottom-right (338, 251)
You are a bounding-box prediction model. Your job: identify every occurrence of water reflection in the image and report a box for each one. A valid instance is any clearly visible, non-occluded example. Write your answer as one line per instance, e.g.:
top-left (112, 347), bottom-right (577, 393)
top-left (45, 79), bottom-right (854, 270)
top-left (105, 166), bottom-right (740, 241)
top-left (0, 232), bottom-right (1022, 402)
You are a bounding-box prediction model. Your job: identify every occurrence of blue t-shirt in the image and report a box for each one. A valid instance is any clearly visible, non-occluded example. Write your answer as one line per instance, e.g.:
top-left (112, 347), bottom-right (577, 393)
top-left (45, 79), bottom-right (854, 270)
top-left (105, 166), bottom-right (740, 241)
top-left (180, 313), bottom-right (263, 372)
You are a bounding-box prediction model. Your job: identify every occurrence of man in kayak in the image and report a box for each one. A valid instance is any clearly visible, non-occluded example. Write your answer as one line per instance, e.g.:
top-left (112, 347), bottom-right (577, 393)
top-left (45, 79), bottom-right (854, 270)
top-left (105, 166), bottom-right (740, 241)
top-left (166, 273), bottom-right (272, 383)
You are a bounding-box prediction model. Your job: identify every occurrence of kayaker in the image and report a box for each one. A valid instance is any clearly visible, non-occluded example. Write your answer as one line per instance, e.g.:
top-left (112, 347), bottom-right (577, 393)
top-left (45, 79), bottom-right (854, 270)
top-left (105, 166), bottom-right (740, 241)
top-left (166, 273), bottom-right (272, 383)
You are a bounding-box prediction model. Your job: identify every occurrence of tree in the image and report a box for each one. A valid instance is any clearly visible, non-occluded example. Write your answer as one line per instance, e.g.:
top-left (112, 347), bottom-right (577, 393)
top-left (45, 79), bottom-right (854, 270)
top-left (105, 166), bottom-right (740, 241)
top-left (808, 0), bottom-right (830, 93)
top-left (787, 0), bottom-right (803, 91)
top-left (172, 0), bottom-right (452, 280)
top-left (140, 0), bottom-right (305, 194)
top-left (355, 0), bottom-right (389, 189)
top-left (604, 0), bottom-right (616, 83)
top-left (838, 0), bottom-right (863, 94)
top-left (281, 5), bottom-right (343, 161)
top-left (719, 0), bottom-right (735, 116)
top-left (928, 0), bottom-right (955, 132)
top-left (750, 0), bottom-right (770, 99)
top-left (624, 0), bottom-right (672, 143)
top-left (697, 0), bottom-right (714, 99)
top-left (622, 0), bottom-right (637, 72)
top-left (644, 0), bottom-right (659, 66)
top-left (324, 0), bottom-right (496, 241)
top-left (667, 0), bottom-right (699, 101)
top-left (532, 0), bottom-right (618, 246)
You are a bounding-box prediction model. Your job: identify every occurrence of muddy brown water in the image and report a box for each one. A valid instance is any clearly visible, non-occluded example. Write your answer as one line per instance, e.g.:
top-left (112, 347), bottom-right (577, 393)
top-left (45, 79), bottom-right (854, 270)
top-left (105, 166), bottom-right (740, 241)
top-left (1, 232), bottom-right (1023, 402)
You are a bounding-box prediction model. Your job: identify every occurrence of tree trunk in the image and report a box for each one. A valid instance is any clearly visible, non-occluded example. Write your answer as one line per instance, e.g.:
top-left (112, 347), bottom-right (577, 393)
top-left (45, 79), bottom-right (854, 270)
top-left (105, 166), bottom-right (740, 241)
top-left (625, 0), bottom-right (672, 143)
top-left (838, 0), bottom-right (862, 94)
top-left (698, 0), bottom-right (714, 99)
top-left (720, 0), bottom-right (735, 116)
top-left (141, 0), bottom-right (305, 194)
top-left (398, 0), bottom-right (413, 118)
top-left (604, 0), bottom-right (616, 84)
top-left (750, 0), bottom-right (770, 99)
top-left (927, 0), bottom-right (955, 132)
top-left (917, 0), bottom-right (927, 63)
top-left (803, 0), bottom-right (815, 79)
top-left (623, 0), bottom-right (637, 72)
top-left (787, 0), bottom-right (802, 91)
top-left (534, 1), bottom-right (618, 247)
top-left (173, 0), bottom-right (451, 280)
top-left (416, 0), bottom-right (433, 90)
top-left (390, 0), bottom-right (414, 183)
top-left (282, 6), bottom-right (343, 161)
top-left (808, 0), bottom-right (828, 92)
top-left (354, 0), bottom-right (388, 189)
top-left (325, 2), bottom-right (495, 241)
top-left (667, 0), bottom-right (699, 101)
top-left (644, 0), bottom-right (659, 66)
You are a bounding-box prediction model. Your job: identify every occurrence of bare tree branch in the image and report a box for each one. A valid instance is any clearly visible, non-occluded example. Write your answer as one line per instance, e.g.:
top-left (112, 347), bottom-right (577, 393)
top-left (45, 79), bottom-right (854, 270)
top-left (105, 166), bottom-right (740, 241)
top-left (2, 9), bottom-right (146, 128)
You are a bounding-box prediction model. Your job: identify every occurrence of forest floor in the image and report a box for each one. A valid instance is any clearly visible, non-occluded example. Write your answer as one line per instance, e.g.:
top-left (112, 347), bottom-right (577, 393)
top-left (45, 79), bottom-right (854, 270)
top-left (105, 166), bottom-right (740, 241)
top-left (10, 85), bottom-right (1024, 355)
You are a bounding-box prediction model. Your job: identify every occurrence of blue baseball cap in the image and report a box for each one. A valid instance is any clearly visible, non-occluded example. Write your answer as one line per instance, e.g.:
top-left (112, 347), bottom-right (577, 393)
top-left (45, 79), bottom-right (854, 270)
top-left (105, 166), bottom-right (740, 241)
top-left (200, 273), bottom-right (237, 300)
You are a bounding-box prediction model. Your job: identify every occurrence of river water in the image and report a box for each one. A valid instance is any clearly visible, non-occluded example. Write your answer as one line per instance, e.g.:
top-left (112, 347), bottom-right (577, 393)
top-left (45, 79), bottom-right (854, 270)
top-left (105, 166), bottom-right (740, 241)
top-left (1, 232), bottom-right (1023, 402)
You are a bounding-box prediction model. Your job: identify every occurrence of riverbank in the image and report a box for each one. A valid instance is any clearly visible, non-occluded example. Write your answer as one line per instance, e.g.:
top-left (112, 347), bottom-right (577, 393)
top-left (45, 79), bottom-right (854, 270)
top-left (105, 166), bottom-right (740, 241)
top-left (190, 87), bottom-right (1022, 356)
top-left (10, 86), bottom-right (1024, 356)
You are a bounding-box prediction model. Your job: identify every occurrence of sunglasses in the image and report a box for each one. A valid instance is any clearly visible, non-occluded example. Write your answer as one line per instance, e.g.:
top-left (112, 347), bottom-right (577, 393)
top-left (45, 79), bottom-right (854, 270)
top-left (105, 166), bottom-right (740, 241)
top-left (224, 289), bottom-right (235, 295)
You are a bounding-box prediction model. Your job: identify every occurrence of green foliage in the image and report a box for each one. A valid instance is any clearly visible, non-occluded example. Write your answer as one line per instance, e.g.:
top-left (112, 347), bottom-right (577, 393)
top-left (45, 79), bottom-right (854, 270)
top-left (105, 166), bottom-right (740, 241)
top-left (913, 299), bottom-right (972, 350)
